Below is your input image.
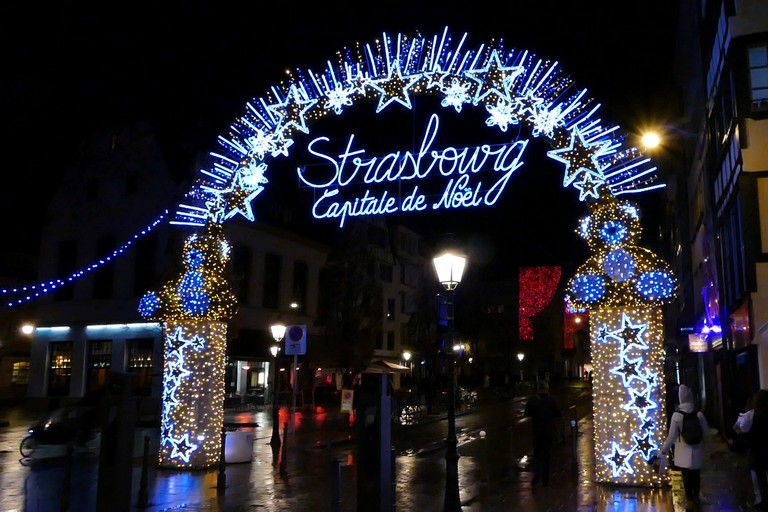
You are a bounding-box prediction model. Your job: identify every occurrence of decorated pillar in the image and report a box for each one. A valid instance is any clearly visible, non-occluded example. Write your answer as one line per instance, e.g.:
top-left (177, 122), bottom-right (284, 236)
top-left (138, 220), bottom-right (237, 469)
top-left (566, 193), bottom-right (676, 486)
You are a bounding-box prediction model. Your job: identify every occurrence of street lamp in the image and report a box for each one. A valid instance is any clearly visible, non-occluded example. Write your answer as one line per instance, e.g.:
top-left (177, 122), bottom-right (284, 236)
top-left (270, 323), bottom-right (286, 448)
top-left (432, 247), bottom-right (466, 512)
top-left (517, 352), bottom-right (525, 383)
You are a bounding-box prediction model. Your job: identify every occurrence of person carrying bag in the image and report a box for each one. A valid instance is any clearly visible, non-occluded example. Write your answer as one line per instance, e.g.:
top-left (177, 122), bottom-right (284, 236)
top-left (659, 384), bottom-right (708, 512)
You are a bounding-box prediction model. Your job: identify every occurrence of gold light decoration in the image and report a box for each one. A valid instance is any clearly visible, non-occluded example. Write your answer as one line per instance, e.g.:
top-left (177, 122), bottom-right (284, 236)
top-left (566, 193), bottom-right (676, 486)
top-left (138, 219), bottom-right (237, 469)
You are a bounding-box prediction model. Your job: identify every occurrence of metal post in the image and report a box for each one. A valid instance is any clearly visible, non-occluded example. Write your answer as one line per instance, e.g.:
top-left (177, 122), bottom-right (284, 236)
top-left (570, 405), bottom-right (579, 478)
top-left (270, 355), bottom-right (281, 449)
top-left (332, 457), bottom-right (342, 512)
top-left (443, 287), bottom-right (461, 512)
top-left (280, 422), bottom-right (288, 476)
top-left (291, 354), bottom-right (298, 416)
top-left (136, 436), bottom-right (150, 508)
top-left (217, 428), bottom-right (226, 492)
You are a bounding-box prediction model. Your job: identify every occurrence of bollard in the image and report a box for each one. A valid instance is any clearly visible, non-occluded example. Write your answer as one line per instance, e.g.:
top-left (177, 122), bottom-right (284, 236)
top-left (217, 428), bottom-right (227, 492)
top-left (479, 430), bottom-right (489, 482)
top-left (332, 457), bottom-right (342, 512)
top-left (136, 436), bottom-right (150, 508)
top-left (60, 443), bottom-right (74, 511)
top-left (279, 423), bottom-right (288, 476)
top-left (569, 405), bottom-right (578, 477)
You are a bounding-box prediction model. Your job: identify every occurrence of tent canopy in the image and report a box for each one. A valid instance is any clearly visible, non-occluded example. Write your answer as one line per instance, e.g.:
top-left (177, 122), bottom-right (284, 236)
top-left (363, 359), bottom-right (410, 374)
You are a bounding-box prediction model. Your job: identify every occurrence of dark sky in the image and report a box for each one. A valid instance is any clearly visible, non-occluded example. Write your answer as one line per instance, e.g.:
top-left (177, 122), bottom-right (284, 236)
top-left (1, 1), bottom-right (680, 271)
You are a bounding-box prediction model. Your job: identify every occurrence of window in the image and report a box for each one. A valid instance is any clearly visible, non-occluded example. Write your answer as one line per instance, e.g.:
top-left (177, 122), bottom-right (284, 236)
top-left (386, 331), bottom-right (395, 351)
top-left (88, 340), bottom-right (112, 393)
top-left (748, 44), bottom-right (768, 112)
top-left (128, 338), bottom-right (154, 396)
top-left (292, 261), bottom-right (308, 313)
top-left (93, 236), bottom-right (116, 299)
top-left (387, 298), bottom-right (396, 320)
top-left (55, 241), bottom-right (77, 301)
top-left (48, 342), bottom-right (73, 396)
top-left (11, 362), bottom-right (29, 385)
top-left (231, 245), bottom-right (252, 305)
top-left (263, 253), bottom-right (281, 309)
top-left (380, 263), bottom-right (393, 282)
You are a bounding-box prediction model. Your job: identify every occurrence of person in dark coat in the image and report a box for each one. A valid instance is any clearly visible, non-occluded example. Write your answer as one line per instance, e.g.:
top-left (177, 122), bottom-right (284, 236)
top-left (524, 379), bottom-right (561, 486)
top-left (747, 389), bottom-right (768, 510)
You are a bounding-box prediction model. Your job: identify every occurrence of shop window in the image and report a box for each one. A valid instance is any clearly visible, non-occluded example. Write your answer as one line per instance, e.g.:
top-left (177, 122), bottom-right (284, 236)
top-left (88, 340), bottom-right (112, 393)
top-left (748, 44), bottom-right (768, 112)
top-left (11, 362), bottom-right (30, 385)
top-left (128, 338), bottom-right (154, 396)
top-left (48, 342), bottom-right (73, 397)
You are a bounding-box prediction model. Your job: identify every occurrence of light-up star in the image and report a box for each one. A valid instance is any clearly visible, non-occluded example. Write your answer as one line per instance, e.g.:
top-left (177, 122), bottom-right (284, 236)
top-left (169, 433), bottom-right (198, 463)
top-left (266, 84), bottom-right (317, 135)
top-left (610, 356), bottom-right (644, 387)
top-left (467, 50), bottom-right (524, 104)
top-left (595, 325), bottom-right (611, 344)
top-left (640, 418), bottom-right (656, 432)
top-left (440, 77), bottom-right (474, 112)
top-left (424, 68), bottom-right (447, 90)
top-left (220, 182), bottom-right (262, 222)
top-left (624, 386), bottom-right (658, 418)
top-left (369, 64), bottom-right (419, 113)
top-left (547, 127), bottom-right (612, 187)
top-left (270, 135), bottom-right (294, 158)
top-left (603, 442), bottom-right (635, 476)
top-left (573, 171), bottom-right (603, 201)
top-left (632, 432), bottom-right (658, 460)
top-left (612, 314), bottom-right (649, 351)
top-left (514, 90), bottom-right (546, 119)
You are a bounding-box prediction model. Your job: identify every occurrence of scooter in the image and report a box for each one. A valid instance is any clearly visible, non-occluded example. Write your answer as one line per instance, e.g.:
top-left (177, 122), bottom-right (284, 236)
top-left (19, 405), bottom-right (99, 459)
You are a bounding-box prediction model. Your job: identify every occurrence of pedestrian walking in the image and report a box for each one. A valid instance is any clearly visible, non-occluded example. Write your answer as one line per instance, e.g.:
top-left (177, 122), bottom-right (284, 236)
top-left (741, 389), bottom-right (768, 510)
top-left (659, 384), bottom-right (709, 511)
top-left (523, 379), bottom-right (561, 487)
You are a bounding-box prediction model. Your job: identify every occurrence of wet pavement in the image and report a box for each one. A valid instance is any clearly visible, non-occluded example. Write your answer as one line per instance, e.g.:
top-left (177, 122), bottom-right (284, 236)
top-left (0, 382), bottom-right (757, 511)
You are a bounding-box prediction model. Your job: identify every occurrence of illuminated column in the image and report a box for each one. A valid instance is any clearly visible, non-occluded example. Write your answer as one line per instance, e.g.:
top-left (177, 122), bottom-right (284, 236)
top-left (566, 194), bottom-right (676, 486)
top-left (138, 220), bottom-right (238, 469)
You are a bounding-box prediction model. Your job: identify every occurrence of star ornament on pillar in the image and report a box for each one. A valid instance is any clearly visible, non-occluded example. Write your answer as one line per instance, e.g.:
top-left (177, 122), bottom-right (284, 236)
top-left (632, 432), bottom-right (657, 460)
top-left (547, 127), bottom-right (611, 187)
top-left (612, 313), bottom-right (649, 351)
top-left (604, 442), bottom-right (635, 476)
top-left (573, 171), bottom-right (604, 201)
top-left (467, 49), bottom-right (524, 104)
top-left (623, 386), bottom-right (658, 418)
top-left (369, 63), bottom-right (419, 113)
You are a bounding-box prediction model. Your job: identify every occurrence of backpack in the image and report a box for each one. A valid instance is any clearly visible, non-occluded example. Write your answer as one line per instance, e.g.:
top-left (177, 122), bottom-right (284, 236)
top-left (680, 410), bottom-right (703, 444)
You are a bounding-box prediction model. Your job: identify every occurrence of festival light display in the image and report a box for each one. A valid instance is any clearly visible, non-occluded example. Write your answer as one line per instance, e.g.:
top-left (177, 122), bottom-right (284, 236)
top-left (566, 193), bottom-right (676, 485)
top-left (138, 220), bottom-right (237, 468)
top-left (519, 266), bottom-right (562, 340)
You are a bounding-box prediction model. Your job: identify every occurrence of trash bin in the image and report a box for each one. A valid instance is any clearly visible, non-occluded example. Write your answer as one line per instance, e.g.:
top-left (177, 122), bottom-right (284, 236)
top-left (224, 428), bottom-right (254, 463)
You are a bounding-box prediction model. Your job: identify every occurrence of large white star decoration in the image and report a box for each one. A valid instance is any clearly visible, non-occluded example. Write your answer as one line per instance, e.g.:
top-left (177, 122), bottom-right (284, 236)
top-left (369, 64), bottom-right (419, 113)
top-left (547, 127), bottom-right (611, 187)
top-left (604, 442), bottom-right (635, 476)
top-left (267, 84), bottom-right (317, 135)
top-left (169, 433), bottom-right (198, 463)
top-left (609, 356), bottom-right (644, 387)
top-left (623, 386), bottom-right (658, 418)
top-left (424, 68), bottom-right (447, 90)
top-left (631, 432), bottom-right (658, 460)
top-left (514, 89), bottom-right (546, 119)
top-left (467, 49), bottom-right (524, 104)
top-left (220, 181), bottom-right (262, 222)
top-left (612, 314), bottom-right (649, 351)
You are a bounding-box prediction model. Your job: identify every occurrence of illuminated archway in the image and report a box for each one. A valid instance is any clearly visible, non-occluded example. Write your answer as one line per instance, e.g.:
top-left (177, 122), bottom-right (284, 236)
top-left (138, 27), bottom-right (676, 484)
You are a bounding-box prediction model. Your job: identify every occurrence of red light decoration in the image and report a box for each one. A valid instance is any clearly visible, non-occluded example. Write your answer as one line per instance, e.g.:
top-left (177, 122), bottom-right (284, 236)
top-left (519, 266), bottom-right (562, 339)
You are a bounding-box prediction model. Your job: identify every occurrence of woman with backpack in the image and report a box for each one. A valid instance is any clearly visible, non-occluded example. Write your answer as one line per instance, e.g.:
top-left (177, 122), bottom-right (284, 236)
top-left (660, 384), bottom-right (709, 511)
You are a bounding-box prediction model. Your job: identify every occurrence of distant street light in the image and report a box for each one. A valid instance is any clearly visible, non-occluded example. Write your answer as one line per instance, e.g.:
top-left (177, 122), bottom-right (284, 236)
top-left (270, 323), bottom-right (286, 448)
top-left (517, 352), bottom-right (525, 382)
top-left (433, 246), bottom-right (466, 512)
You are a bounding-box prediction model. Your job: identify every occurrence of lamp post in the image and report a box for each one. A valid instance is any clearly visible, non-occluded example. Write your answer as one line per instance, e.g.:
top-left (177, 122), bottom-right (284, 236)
top-left (403, 350), bottom-right (412, 386)
top-left (432, 247), bottom-right (466, 512)
top-left (517, 352), bottom-right (525, 383)
top-left (270, 324), bottom-right (286, 448)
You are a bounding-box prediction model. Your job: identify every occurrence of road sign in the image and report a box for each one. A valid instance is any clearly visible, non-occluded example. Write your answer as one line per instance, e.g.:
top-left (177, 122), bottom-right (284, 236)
top-left (284, 325), bottom-right (306, 355)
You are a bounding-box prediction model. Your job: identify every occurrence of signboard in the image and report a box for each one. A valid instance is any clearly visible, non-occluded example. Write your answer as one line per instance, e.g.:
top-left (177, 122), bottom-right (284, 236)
top-left (284, 324), bottom-right (307, 355)
top-left (688, 333), bottom-right (708, 353)
top-left (340, 389), bottom-right (354, 413)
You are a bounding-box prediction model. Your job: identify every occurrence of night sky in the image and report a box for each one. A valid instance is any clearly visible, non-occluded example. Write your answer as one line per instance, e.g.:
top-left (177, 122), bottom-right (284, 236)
top-left (1, 1), bottom-right (680, 276)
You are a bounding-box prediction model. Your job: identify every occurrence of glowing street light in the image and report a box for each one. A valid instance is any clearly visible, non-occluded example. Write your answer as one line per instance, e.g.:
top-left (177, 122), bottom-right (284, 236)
top-left (270, 323), bottom-right (286, 448)
top-left (432, 246), bottom-right (466, 512)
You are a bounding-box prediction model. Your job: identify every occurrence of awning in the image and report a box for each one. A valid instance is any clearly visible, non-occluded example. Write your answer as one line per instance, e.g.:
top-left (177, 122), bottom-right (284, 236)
top-left (363, 359), bottom-right (410, 374)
